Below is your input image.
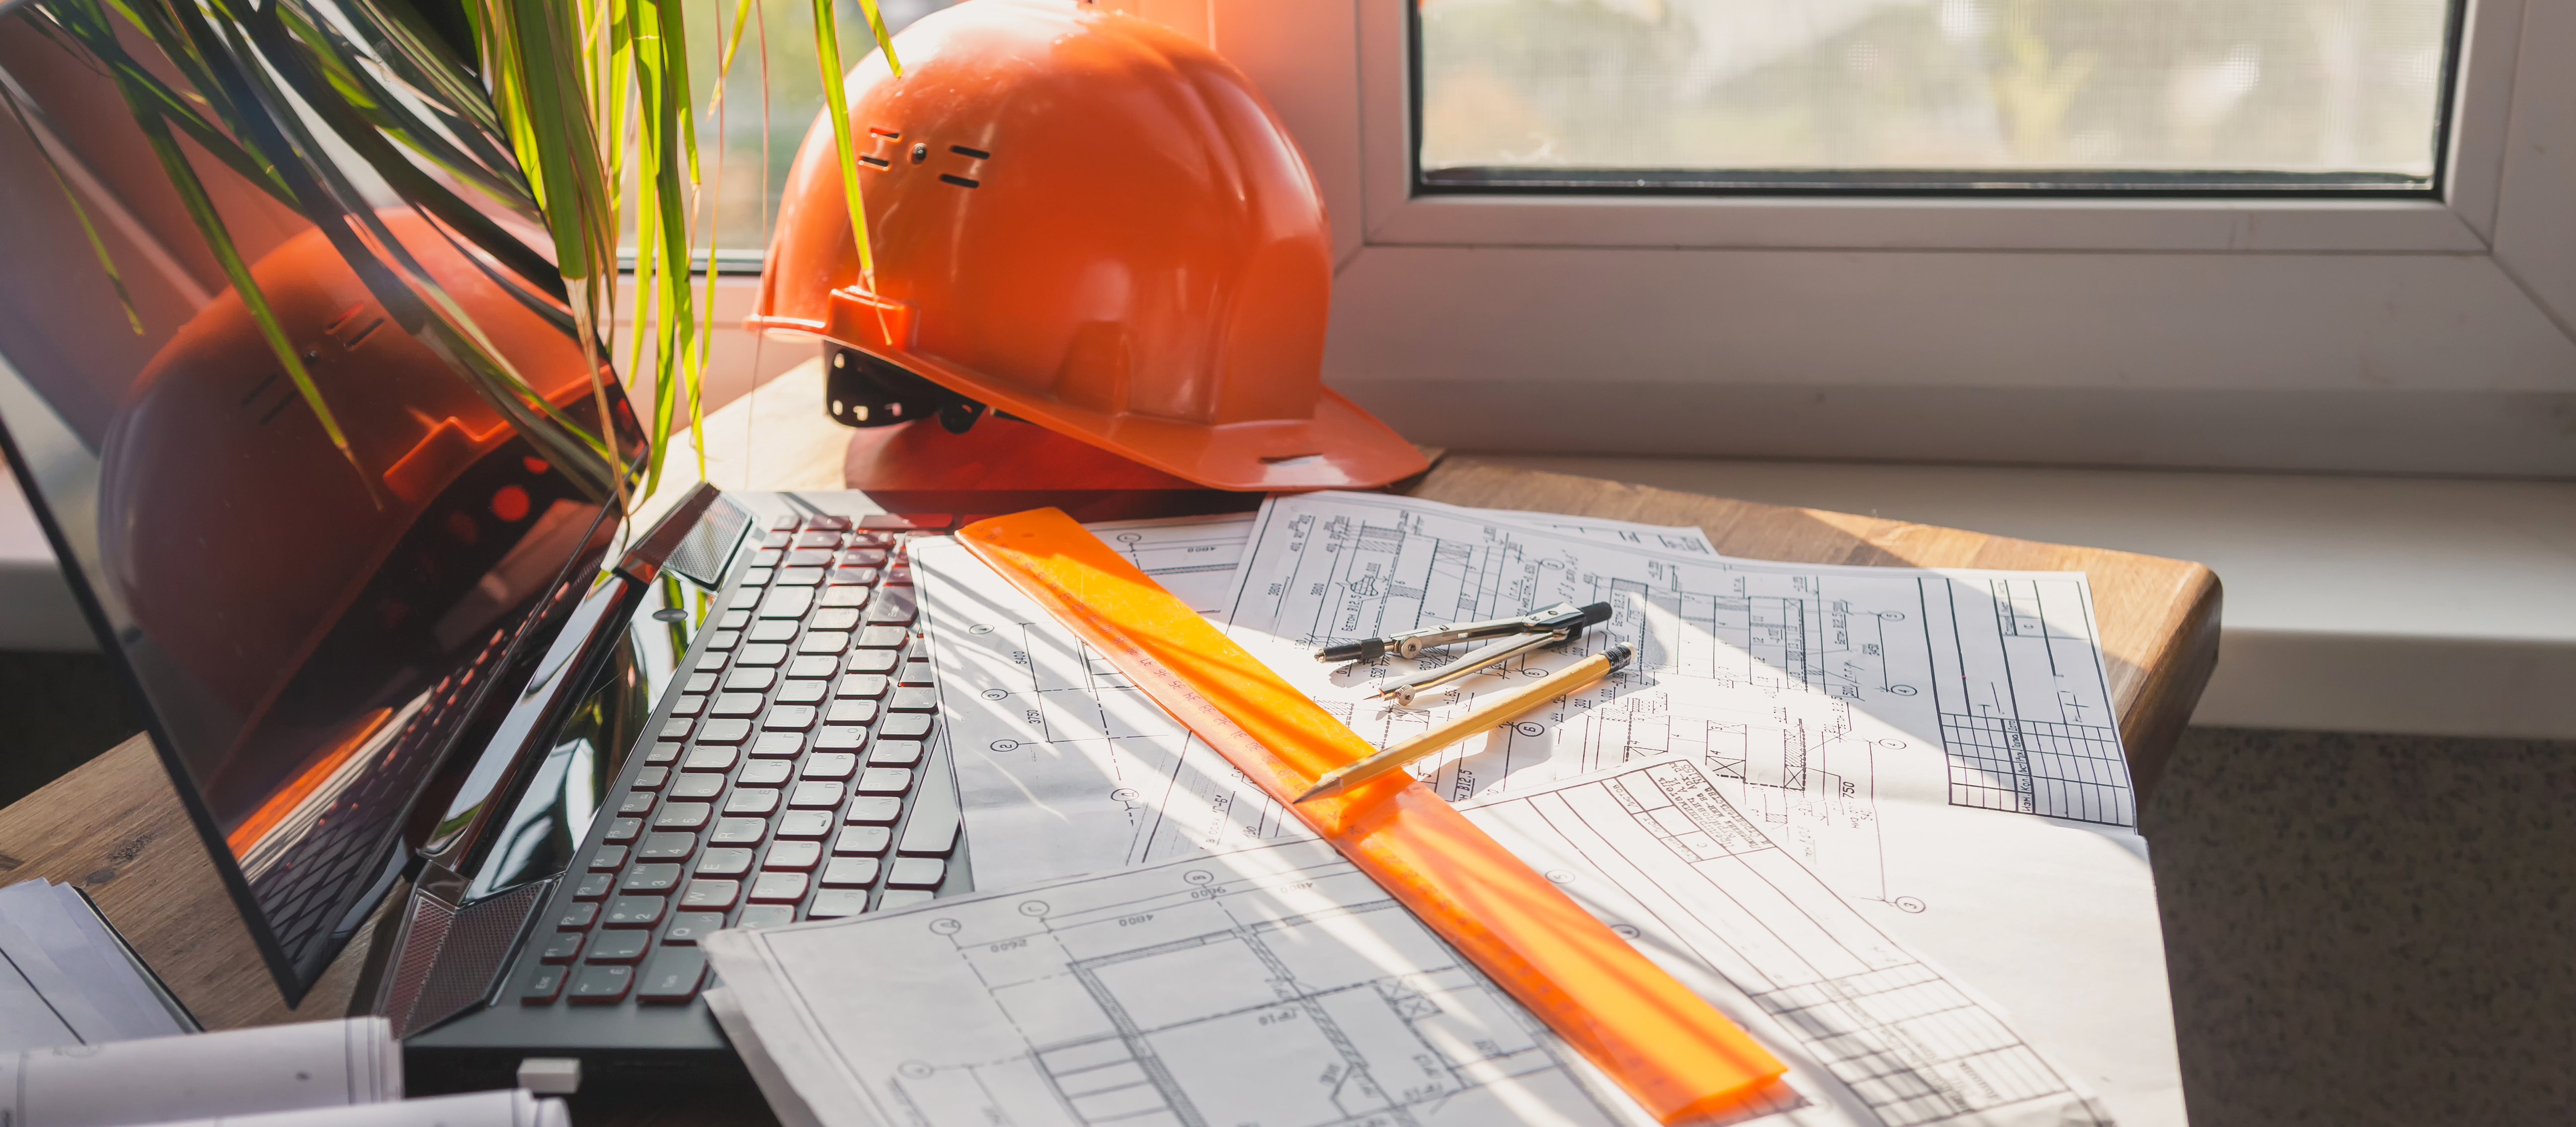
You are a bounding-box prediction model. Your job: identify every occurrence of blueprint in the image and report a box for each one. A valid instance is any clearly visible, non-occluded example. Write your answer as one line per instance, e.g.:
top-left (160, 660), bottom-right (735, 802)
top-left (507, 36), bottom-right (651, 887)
top-left (1215, 491), bottom-right (2136, 911)
top-left (1460, 755), bottom-right (2109, 1127)
top-left (701, 837), bottom-right (1665, 1127)
top-left (913, 511), bottom-right (1720, 889)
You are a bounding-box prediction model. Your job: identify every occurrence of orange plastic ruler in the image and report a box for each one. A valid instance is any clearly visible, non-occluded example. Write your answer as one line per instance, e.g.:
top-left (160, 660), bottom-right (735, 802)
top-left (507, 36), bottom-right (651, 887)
top-left (956, 508), bottom-right (1786, 1125)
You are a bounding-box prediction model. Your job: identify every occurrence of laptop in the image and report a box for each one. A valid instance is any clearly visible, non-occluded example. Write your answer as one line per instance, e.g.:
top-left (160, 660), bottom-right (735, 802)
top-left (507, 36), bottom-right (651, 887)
top-left (0, 102), bottom-right (969, 1103)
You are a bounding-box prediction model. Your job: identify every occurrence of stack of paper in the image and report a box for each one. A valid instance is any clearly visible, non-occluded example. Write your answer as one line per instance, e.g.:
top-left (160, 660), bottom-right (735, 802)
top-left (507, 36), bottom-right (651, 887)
top-left (704, 494), bottom-right (2182, 1127)
top-left (0, 879), bottom-right (568, 1127)
top-left (0, 879), bottom-right (194, 1049)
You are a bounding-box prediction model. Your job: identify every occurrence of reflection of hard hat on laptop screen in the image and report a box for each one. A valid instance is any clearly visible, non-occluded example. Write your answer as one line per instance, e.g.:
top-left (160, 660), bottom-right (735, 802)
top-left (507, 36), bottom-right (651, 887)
top-left (749, 0), bottom-right (1426, 493)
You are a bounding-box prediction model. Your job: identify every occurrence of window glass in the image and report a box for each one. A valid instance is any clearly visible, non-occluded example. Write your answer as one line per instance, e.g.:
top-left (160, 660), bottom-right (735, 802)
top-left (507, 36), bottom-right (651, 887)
top-left (1416, 0), bottom-right (2458, 192)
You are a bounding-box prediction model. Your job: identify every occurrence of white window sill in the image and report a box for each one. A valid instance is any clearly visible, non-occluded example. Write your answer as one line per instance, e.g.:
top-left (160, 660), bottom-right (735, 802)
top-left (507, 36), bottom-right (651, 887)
top-left (1469, 455), bottom-right (2576, 741)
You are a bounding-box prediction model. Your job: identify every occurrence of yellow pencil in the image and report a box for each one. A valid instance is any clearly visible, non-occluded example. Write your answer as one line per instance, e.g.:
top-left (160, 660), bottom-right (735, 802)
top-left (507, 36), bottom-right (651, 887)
top-left (1293, 644), bottom-right (1636, 803)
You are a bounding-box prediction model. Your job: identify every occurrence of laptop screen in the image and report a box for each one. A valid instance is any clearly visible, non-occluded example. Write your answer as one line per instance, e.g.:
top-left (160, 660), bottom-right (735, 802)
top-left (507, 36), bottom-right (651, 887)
top-left (0, 11), bottom-right (640, 998)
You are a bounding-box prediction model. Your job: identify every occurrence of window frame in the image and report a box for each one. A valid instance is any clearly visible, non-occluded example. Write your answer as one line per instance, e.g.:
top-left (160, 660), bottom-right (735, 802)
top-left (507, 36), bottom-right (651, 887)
top-left (1199, 0), bottom-right (2576, 477)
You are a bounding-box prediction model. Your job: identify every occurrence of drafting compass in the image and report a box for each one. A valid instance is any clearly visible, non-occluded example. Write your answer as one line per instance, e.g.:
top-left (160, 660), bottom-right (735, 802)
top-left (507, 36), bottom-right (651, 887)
top-left (1318, 601), bottom-right (1613, 707)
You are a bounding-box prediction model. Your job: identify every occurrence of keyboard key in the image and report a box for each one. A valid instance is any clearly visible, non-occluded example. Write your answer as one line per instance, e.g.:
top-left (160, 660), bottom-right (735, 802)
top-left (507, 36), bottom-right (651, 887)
top-left (539, 932), bottom-right (583, 963)
top-left (807, 890), bottom-right (871, 919)
top-left (711, 817), bottom-right (768, 845)
top-left (846, 650), bottom-right (898, 674)
top-left (889, 687), bottom-right (939, 712)
top-left (737, 760), bottom-right (793, 787)
top-left (602, 817), bottom-right (643, 843)
top-left (586, 929), bottom-right (649, 964)
top-left (898, 661), bottom-right (935, 687)
top-left (719, 609), bottom-right (753, 629)
top-left (809, 608), bottom-right (862, 632)
top-left (803, 752), bottom-right (858, 780)
top-left (798, 631), bottom-right (850, 654)
top-left (698, 718), bottom-right (754, 742)
top-left (819, 857), bottom-right (880, 887)
top-left (604, 896), bottom-right (666, 928)
top-left (683, 672), bottom-right (719, 695)
top-left (726, 587), bottom-right (763, 611)
top-left (733, 644), bottom-right (787, 668)
top-left (857, 768), bottom-right (914, 795)
top-left (663, 912), bottom-right (725, 945)
top-left (788, 655), bottom-right (841, 679)
top-left (735, 905), bottom-right (797, 929)
top-left (818, 585), bottom-right (870, 608)
top-left (695, 848), bottom-right (754, 877)
top-left (710, 692), bottom-right (765, 717)
top-left (747, 620), bottom-right (798, 644)
top-left (775, 810), bottom-right (835, 838)
top-left (739, 568), bottom-right (772, 588)
top-left (867, 588), bottom-right (918, 625)
top-left (847, 530), bottom-right (896, 547)
top-left (828, 565), bottom-right (881, 585)
top-left (862, 513), bottom-right (948, 530)
top-left (881, 714), bottom-right (934, 740)
top-left (622, 864), bottom-right (682, 893)
top-left (885, 566), bottom-right (912, 585)
top-left (589, 846), bottom-right (629, 870)
top-left (854, 626), bottom-right (908, 649)
top-left (886, 857), bottom-right (947, 888)
top-left (619, 792), bottom-right (655, 815)
top-left (669, 695), bottom-right (705, 717)
top-left (868, 740), bottom-right (923, 767)
top-left (775, 567), bottom-right (825, 587)
top-left (845, 798), bottom-right (903, 824)
top-left (758, 587), bottom-right (814, 619)
top-left (839, 548), bottom-right (889, 567)
top-left (763, 840), bottom-right (822, 871)
top-left (653, 802), bottom-right (712, 829)
top-left (750, 732), bottom-right (806, 758)
top-left (804, 515), bottom-right (854, 532)
top-left (899, 805), bottom-right (962, 857)
top-left (684, 745), bottom-right (738, 771)
top-left (723, 667), bottom-right (776, 692)
top-left (557, 902), bottom-right (599, 930)
top-left (724, 789), bottom-right (781, 815)
top-left (790, 781), bottom-right (845, 808)
top-left (519, 964), bottom-right (567, 1003)
top-left (644, 742), bottom-right (681, 765)
top-left (765, 514), bottom-right (802, 532)
top-left (833, 826), bottom-right (891, 855)
top-left (879, 889), bottom-right (936, 911)
top-left (837, 674), bottom-right (890, 698)
top-left (670, 773), bottom-right (725, 800)
top-left (748, 872), bottom-right (809, 902)
top-left (784, 549), bottom-right (835, 567)
top-left (639, 832), bottom-right (696, 860)
top-left (638, 947), bottom-right (710, 1003)
top-left (680, 880), bottom-right (741, 911)
top-left (763, 706), bottom-right (817, 731)
top-left (776, 679), bottom-right (828, 705)
top-left (793, 530), bottom-right (845, 550)
top-left (631, 767), bottom-right (669, 791)
top-left (826, 700), bottom-right (879, 725)
top-left (814, 726), bottom-right (867, 751)
top-left (568, 964), bottom-right (634, 1004)
top-left (572, 873), bottom-right (614, 900)
top-left (701, 630), bottom-right (740, 651)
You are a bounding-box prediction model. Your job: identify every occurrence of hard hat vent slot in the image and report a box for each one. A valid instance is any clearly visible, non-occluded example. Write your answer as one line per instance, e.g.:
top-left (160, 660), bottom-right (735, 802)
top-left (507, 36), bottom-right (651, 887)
top-left (1260, 453), bottom-right (1324, 467)
top-left (949, 145), bottom-right (991, 159)
top-left (938, 174), bottom-right (980, 188)
top-left (868, 127), bottom-right (900, 138)
top-left (859, 155), bottom-right (891, 168)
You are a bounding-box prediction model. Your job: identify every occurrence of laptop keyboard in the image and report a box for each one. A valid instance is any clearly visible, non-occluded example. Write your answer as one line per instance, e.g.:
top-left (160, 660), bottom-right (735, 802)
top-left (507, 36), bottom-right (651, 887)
top-left (514, 512), bottom-right (962, 1007)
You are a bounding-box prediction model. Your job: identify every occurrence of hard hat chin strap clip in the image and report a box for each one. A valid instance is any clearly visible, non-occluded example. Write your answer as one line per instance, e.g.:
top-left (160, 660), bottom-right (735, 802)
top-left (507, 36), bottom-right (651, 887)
top-left (825, 344), bottom-right (990, 433)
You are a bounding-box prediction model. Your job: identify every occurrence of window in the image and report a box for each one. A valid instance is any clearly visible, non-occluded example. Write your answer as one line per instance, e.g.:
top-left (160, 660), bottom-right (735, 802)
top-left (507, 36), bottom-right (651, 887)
top-left (1414, 0), bottom-right (2461, 194)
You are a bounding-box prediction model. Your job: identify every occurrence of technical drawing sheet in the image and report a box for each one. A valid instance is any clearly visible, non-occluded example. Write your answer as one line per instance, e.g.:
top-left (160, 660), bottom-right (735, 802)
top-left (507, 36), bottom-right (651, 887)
top-left (1216, 491), bottom-right (2138, 906)
top-left (703, 838), bottom-right (1678, 1127)
top-left (914, 512), bottom-right (1720, 889)
top-left (1460, 755), bottom-right (2128, 1127)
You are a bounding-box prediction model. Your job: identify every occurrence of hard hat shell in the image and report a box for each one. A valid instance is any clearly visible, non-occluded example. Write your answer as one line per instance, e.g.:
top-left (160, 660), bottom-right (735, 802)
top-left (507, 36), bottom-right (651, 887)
top-left (750, 0), bottom-right (1425, 492)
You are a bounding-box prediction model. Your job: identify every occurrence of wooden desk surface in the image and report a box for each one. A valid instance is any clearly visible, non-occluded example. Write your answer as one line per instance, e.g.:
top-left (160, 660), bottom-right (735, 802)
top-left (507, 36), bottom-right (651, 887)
top-left (0, 368), bottom-right (2216, 1123)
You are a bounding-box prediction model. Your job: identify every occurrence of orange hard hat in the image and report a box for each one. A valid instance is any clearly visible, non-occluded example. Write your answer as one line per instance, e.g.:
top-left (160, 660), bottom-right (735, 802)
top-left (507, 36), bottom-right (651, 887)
top-left (749, 0), bottom-right (1425, 492)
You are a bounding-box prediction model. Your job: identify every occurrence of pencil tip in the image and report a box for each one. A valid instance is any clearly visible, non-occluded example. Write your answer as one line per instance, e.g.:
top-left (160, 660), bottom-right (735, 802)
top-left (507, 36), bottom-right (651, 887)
top-left (1290, 779), bottom-right (1335, 804)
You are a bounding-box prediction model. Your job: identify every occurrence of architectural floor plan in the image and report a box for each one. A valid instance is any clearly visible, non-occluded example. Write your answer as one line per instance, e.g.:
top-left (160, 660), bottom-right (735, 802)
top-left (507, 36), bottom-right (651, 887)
top-left (703, 838), bottom-right (1660, 1127)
